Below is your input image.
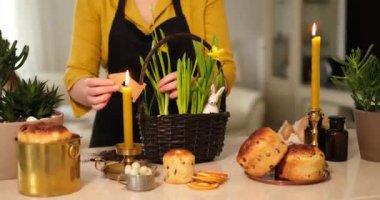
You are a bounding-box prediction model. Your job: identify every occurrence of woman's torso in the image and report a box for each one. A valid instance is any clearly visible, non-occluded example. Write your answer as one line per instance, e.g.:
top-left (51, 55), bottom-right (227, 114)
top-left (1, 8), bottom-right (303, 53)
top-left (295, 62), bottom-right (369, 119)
top-left (90, 0), bottom-right (195, 147)
top-left (65, 0), bottom-right (235, 117)
top-left (94, 0), bottom-right (207, 68)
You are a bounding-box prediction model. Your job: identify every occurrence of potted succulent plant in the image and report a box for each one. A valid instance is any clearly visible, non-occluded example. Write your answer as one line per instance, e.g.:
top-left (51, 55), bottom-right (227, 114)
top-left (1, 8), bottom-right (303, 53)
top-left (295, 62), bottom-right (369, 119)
top-left (0, 30), bottom-right (64, 179)
top-left (331, 44), bottom-right (380, 162)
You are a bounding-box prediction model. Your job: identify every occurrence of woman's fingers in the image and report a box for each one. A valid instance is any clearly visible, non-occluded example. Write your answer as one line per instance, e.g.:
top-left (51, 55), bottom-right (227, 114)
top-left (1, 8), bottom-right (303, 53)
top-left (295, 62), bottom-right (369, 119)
top-left (158, 72), bottom-right (177, 87)
top-left (88, 93), bottom-right (112, 110)
top-left (84, 77), bottom-right (119, 109)
top-left (159, 80), bottom-right (177, 93)
top-left (85, 77), bottom-right (116, 87)
top-left (159, 72), bottom-right (178, 93)
top-left (169, 90), bottom-right (178, 99)
top-left (69, 77), bottom-right (119, 109)
top-left (87, 84), bottom-right (120, 96)
top-left (85, 78), bottom-right (119, 96)
top-left (92, 101), bottom-right (109, 110)
top-left (158, 72), bottom-right (177, 88)
top-left (84, 77), bottom-right (119, 107)
top-left (92, 100), bottom-right (110, 110)
top-left (87, 92), bottom-right (112, 105)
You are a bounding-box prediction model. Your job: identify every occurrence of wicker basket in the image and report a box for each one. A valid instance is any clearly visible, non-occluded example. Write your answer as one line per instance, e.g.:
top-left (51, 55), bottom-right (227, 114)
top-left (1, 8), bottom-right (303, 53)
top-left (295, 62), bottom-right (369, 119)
top-left (137, 33), bottom-right (230, 163)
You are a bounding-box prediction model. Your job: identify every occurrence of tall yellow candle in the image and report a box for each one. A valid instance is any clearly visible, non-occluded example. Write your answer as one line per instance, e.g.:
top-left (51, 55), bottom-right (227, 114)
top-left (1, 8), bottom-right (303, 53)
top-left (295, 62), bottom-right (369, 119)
top-left (311, 23), bottom-right (321, 109)
top-left (121, 70), bottom-right (133, 149)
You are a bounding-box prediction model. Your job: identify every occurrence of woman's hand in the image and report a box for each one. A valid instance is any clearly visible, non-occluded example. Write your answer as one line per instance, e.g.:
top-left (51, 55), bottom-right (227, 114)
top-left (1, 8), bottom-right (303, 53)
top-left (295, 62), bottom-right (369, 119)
top-left (158, 72), bottom-right (178, 99)
top-left (69, 77), bottom-right (120, 110)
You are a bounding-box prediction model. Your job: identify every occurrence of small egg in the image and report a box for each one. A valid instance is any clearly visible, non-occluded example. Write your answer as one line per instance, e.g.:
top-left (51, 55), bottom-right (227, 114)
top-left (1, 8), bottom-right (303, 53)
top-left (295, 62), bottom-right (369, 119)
top-left (131, 161), bottom-right (141, 169)
top-left (130, 168), bottom-right (139, 176)
top-left (145, 168), bottom-right (153, 176)
top-left (139, 166), bottom-right (148, 175)
top-left (124, 165), bottom-right (132, 174)
top-left (26, 116), bottom-right (38, 122)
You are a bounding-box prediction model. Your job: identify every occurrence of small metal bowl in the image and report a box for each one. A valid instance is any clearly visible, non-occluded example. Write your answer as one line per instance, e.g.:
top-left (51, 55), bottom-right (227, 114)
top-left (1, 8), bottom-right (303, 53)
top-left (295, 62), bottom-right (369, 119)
top-left (125, 174), bottom-right (155, 191)
top-left (117, 162), bottom-right (158, 192)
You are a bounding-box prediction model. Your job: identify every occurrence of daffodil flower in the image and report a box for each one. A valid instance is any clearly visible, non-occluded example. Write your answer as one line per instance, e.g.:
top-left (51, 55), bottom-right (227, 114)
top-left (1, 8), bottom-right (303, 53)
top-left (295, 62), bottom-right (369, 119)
top-left (159, 44), bottom-right (169, 53)
top-left (207, 46), bottom-right (224, 61)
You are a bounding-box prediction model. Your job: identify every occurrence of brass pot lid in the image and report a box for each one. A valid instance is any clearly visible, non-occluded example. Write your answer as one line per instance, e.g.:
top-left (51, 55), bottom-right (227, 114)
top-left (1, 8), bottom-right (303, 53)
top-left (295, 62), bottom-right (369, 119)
top-left (102, 162), bottom-right (126, 181)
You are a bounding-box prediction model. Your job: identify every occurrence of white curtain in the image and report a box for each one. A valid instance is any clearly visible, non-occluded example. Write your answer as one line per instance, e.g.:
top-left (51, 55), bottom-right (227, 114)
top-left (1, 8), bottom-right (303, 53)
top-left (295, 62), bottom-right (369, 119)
top-left (225, 0), bottom-right (265, 91)
top-left (0, 1), bottom-right (17, 40)
top-left (0, 0), bottom-right (75, 78)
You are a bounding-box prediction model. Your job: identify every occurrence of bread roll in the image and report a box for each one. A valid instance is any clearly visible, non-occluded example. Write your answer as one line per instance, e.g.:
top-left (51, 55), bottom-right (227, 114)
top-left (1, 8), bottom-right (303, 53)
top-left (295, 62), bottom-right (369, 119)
top-left (276, 144), bottom-right (326, 181)
top-left (237, 127), bottom-right (288, 177)
top-left (18, 122), bottom-right (72, 144)
top-left (163, 149), bottom-right (195, 184)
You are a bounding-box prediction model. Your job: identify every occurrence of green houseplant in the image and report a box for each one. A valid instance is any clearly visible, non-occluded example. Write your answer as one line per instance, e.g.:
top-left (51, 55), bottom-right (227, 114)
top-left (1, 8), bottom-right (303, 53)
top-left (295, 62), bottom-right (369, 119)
top-left (331, 44), bottom-right (380, 162)
top-left (0, 77), bottom-right (63, 122)
top-left (0, 30), bottom-right (28, 96)
top-left (0, 30), bottom-right (64, 179)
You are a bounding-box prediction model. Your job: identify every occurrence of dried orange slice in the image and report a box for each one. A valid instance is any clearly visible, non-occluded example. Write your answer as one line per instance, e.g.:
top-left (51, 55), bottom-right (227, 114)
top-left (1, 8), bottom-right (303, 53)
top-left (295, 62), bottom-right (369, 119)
top-left (197, 170), bottom-right (228, 178)
top-left (187, 182), bottom-right (219, 190)
top-left (192, 175), bottom-right (226, 184)
top-left (188, 170), bottom-right (228, 190)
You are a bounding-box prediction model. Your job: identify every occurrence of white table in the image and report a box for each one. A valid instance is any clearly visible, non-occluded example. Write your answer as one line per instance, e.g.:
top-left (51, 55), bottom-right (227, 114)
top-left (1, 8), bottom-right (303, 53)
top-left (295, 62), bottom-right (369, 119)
top-left (1, 131), bottom-right (380, 200)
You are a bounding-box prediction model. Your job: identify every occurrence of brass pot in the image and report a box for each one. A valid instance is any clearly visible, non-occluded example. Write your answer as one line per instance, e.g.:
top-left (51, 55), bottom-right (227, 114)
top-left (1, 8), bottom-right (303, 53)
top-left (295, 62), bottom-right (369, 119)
top-left (17, 134), bottom-right (81, 197)
top-left (0, 111), bottom-right (64, 180)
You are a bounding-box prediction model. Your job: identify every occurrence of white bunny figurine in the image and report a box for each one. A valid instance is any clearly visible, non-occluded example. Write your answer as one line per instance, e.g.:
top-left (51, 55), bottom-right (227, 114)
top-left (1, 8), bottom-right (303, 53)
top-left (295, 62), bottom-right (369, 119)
top-left (203, 84), bottom-right (225, 114)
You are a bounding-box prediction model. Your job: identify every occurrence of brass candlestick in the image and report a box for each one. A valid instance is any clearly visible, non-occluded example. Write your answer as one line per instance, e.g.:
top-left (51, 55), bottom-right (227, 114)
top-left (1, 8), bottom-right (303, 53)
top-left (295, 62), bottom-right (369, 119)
top-left (115, 143), bottom-right (142, 165)
top-left (307, 108), bottom-right (323, 146)
top-left (305, 108), bottom-right (327, 153)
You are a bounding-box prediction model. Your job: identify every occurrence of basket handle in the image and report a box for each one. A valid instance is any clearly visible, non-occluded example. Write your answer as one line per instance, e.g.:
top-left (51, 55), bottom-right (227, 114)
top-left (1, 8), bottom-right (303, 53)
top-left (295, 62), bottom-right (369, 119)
top-left (139, 33), bottom-right (223, 84)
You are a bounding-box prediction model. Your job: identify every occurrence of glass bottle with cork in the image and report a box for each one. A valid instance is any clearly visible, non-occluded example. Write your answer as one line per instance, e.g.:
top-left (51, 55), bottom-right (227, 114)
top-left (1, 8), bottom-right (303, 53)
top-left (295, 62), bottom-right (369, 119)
top-left (325, 115), bottom-right (348, 161)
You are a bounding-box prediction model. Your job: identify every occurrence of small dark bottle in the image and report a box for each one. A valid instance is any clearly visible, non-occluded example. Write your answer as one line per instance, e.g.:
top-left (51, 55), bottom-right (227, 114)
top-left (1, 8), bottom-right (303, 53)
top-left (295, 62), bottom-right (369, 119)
top-left (325, 115), bottom-right (348, 161)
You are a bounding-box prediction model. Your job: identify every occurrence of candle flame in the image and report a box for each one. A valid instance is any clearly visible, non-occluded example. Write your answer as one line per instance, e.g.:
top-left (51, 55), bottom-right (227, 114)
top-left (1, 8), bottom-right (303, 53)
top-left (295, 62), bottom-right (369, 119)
top-left (312, 23), bottom-right (317, 36)
top-left (125, 70), bottom-right (130, 86)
